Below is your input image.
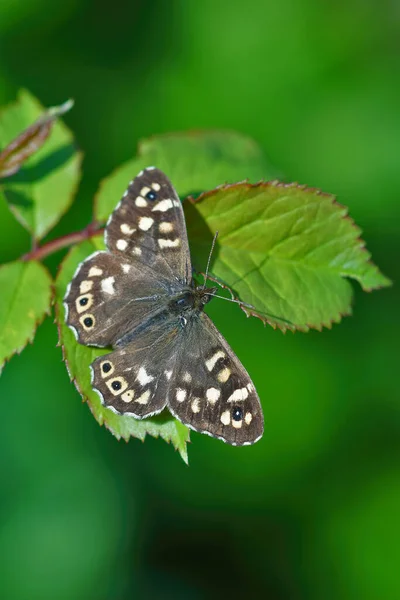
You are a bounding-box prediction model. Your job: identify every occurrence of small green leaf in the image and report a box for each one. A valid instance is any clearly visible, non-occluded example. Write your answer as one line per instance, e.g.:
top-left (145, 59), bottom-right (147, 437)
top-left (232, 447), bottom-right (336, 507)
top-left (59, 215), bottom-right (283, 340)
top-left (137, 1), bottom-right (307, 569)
top-left (0, 98), bottom-right (73, 179)
top-left (186, 182), bottom-right (391, 331)
top-left (54, 239), bottom-right (190, 463)
top-left (95, 130), bottom-right (276, 222)
top-left (0, 260), bottom-right (52, 372)
top-left (0, 90), bottom-right (82, 240)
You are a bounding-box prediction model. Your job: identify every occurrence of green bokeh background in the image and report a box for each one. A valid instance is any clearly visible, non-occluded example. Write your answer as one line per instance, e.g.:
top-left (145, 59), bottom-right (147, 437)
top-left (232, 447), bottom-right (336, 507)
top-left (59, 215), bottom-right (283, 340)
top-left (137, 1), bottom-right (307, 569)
top-left (0, 1), bottom-right (399, 598)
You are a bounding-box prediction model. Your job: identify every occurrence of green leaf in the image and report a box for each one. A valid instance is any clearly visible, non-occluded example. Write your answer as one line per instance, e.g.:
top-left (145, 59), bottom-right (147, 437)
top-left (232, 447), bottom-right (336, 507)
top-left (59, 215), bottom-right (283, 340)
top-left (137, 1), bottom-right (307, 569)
top-left (0, 98), bottom-right (73, 179)
top-left (0, 260), bottom-right (52, 372)
top-left (54, 238), bottom-right (190, 464)
top-left (186, 182), bottom-right (391, 332)
top-left (95, 130), bottom-right (275, 222)
top-left (0, 90), bottom-right (82, 240)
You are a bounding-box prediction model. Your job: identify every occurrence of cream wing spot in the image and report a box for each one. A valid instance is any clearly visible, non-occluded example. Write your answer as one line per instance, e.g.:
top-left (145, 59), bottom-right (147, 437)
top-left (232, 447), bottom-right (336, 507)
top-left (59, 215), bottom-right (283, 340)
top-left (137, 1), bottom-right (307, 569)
top-left (88, 266), bottom-right (103, 277)
top-left (245, 412), bottom-right (253, 425)
top-left (135, 196), bottom-right (148, 207)
top-left (220, 410), bottom-right (231, 426)
top-left (206, 351), bottom-right (225, 372)
top-left (122, 264), bottom-right (131, 273)
top-left (116, 239), bottom-right (128, 251)
top-left (120, 223), bottom-right (136, 235)
top-left (121, 390), bottom-right (135, 403)
top-left (152, 182), bottom-right (161, 191)
top-left (158, 238), bottom-right (181, 248)
top-left (137, 367), bottom-right (154, 386)
top-left (206, 387), bottom-right (221, 404)
top-left (101, 276), bottom-right (115, 295)
top-left (139, 216), bottom-right (154, 231)
top-left (132, 247), bottom-right (142, 256)
top-left (232, 419), bottom-right (243, 429)
top-left (135, 389), bottom-right (151, 404)
top-left (140, 186), bottom-right (151, 196)
top-left (79, 280), bottom-right (93, 294)
top-left (152, 199), bottom-right (173, 212)
top-left (227, 387), bottom-right (249, 402)
top-left (176, 389), bottom-right (187, 402)
top-left (165, 370), bottom-right (172, 380)
top-left (159, 222), bottom-right (174, 234)
top-left (182, 372), bottom-right (192, 383)
top-left (217, 367), bottom-right (231, 383)
top-left (191, 398), bottom-right (201, 413)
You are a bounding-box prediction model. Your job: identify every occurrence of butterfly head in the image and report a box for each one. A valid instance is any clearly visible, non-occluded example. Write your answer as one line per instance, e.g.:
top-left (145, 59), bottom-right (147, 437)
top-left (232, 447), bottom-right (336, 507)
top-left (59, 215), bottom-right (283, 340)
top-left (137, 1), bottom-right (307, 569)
top-left (168, 285), bottom-right (217, 316)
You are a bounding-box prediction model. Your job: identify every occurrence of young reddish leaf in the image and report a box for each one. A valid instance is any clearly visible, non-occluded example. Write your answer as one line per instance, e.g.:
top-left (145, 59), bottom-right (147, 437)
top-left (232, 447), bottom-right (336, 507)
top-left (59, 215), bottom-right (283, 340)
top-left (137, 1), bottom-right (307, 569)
top-left (0, 90), bottom-right (82, 240)
top-left (186, 182), bottom-right (391, 332)
top-left (54, 239), bottom-right (190, 464)
top-left (94, 130), bottom-right (276, 222)
top-left (0, 99), bottom-right (73, 178)
top-left (0, 260), bottom-right (52, 372)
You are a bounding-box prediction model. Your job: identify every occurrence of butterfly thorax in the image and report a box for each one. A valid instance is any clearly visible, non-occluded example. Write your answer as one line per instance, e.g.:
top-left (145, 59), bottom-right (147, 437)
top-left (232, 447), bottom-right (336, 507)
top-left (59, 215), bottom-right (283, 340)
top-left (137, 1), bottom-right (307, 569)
top-left (168, 285), bottom-right (217, 316)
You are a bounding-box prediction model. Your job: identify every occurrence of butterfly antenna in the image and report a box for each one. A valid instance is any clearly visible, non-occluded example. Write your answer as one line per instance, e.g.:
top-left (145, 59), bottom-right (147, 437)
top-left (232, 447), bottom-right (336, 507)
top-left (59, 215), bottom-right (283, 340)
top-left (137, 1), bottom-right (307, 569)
top-left (210, 293), bottom-right (255, 309)
top-left (203, 231), bottom-right (219, 286)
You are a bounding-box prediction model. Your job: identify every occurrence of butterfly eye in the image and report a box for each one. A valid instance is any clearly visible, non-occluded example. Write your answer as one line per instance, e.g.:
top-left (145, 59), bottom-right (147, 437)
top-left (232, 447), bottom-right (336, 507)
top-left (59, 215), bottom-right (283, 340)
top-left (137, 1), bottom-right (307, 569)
top-left (102, 362), bottom-right (112, 373)
top-left (146, 190), bottom-right (157, 201)
top-left (232, 407), bottom-right (243, 421)
top-left (83, 317), bottom-right (93, 328)
top-left (79, 297), bottom-right (89, 306)
top-left (111, 381), bottom-right (122, 391)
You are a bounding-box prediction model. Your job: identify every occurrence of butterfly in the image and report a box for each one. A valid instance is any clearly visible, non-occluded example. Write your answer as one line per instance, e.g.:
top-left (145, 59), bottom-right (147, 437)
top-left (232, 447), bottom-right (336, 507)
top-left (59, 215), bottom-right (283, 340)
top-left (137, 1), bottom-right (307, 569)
top-left (64, 167), bottom-right (264, 445)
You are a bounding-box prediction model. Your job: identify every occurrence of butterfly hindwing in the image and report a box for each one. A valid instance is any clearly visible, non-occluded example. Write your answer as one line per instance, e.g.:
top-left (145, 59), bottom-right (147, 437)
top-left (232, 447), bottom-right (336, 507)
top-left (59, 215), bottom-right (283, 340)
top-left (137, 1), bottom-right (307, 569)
top-left (105, 167), bottom-right (191, 284)
top-left (90, 317), bottom-right (181, 418)
top-left (167, 313), bottom-right (264, 446)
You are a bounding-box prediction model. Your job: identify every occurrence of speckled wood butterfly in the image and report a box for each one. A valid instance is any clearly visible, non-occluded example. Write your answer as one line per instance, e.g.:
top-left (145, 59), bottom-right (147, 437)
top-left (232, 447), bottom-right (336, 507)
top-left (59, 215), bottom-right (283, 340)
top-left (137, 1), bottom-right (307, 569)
top-left (64, 167), bottom-right (263, 445)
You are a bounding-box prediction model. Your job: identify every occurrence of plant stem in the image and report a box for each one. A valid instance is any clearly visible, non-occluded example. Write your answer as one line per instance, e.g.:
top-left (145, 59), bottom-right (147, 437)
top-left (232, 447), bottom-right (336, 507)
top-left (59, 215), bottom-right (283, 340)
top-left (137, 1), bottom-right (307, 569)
top-left (22, 221), bottom-right (103, 262)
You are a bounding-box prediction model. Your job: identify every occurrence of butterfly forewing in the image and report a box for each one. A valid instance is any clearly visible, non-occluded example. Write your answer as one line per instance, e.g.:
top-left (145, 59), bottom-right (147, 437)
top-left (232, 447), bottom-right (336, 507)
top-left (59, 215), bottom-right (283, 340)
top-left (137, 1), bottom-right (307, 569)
top-left (105, 167), bottom-right (191, 284)
top-left (167, 313), bottom-right (263, 445)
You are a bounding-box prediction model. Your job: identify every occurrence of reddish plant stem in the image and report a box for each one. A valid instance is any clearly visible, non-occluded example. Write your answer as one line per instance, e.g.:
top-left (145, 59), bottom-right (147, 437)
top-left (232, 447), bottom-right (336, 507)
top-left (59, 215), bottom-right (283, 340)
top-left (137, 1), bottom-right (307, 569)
top-left (22, 221), bottom-right (104, 262)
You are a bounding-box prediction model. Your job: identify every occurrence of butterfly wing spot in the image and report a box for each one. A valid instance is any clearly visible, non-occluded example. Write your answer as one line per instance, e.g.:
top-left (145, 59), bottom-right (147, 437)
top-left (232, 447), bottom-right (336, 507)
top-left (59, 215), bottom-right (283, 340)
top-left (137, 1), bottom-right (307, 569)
top-left (137, 367), bottom-right (154, 386)
top-left (100, 361), bottom-right (114, 377)
top-left (121, 390), bottom-right (135, 403)
top-left (158, 238), bottom-right (181, 248)
top-left (217, 367), bottom-right (231, 383)
top-left (159, 222), bottom-right (174, 234)
top-left (232, 418), bottom-right (243, 429)
top-left (79, 280), bottom-right (93, 294)
top-left (135, 389), bottom-right (151, 404)
top-left (101, 276), bottom-right (116, 295)
top-left (206, 350), bottom-right (226, 372)
top-left (140, 186), bottom-right (151, 196)
top-left (106, 377), bottom-right (128, 396)
top-left (132, 247), bottom-right (142, 256)
top-left (191, 398), bottom-right (201, 413)
top-left (120, 223), bottom-right (136, 235)
top-left (245, 412), bottom-right (253, 425)
top-left (176, 388), bottom-right (187, 402)
top-left (206, 387), bottom-right (221, 404)
top-left (165, 370), bottom-right (172, 380)
top-left (122, 264), bottom-right (131, 273)
top-left (182, 371), bottom-right (192, 383)
top-left (80, 314), bottom-right (95, 330)
top-left (220, 410), bottom-right (231, 425)
top-left (227, 387), bottom-right (249, 402)
top-left (135, 196), bottom-right (148, 207)
top-left (116, 239), bottom-right (128, 251)
top-left (88, 266), bottom-right (103, 277)
top-left (139, 216), bottom-right (154, 231)
top-left (152, 183), bottom-right (161, 191)
top-left (151, 199), bottom-right (174, 212)
top-left (76, 293), bottom-right (93, 313)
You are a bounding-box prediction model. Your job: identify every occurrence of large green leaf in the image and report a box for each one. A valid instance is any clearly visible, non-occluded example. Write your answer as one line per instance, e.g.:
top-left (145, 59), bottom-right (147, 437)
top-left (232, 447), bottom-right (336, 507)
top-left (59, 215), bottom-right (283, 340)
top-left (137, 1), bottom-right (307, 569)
top-left (0, 90), bottom-right (82, 240)
top-left (95, 130), bottom-right (275, 221)
top-left (185, 182), bottom-right (391, 331)
top-left (54, 238), bottom-right (190, 463)
top-left (0, 260), bottom-right (52, 371)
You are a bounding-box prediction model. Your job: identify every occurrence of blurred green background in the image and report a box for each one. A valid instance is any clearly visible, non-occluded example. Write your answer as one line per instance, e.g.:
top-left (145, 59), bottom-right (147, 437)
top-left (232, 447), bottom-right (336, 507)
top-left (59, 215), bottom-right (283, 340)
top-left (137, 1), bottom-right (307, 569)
top-left (0, 1), bottom-right (399, 598)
